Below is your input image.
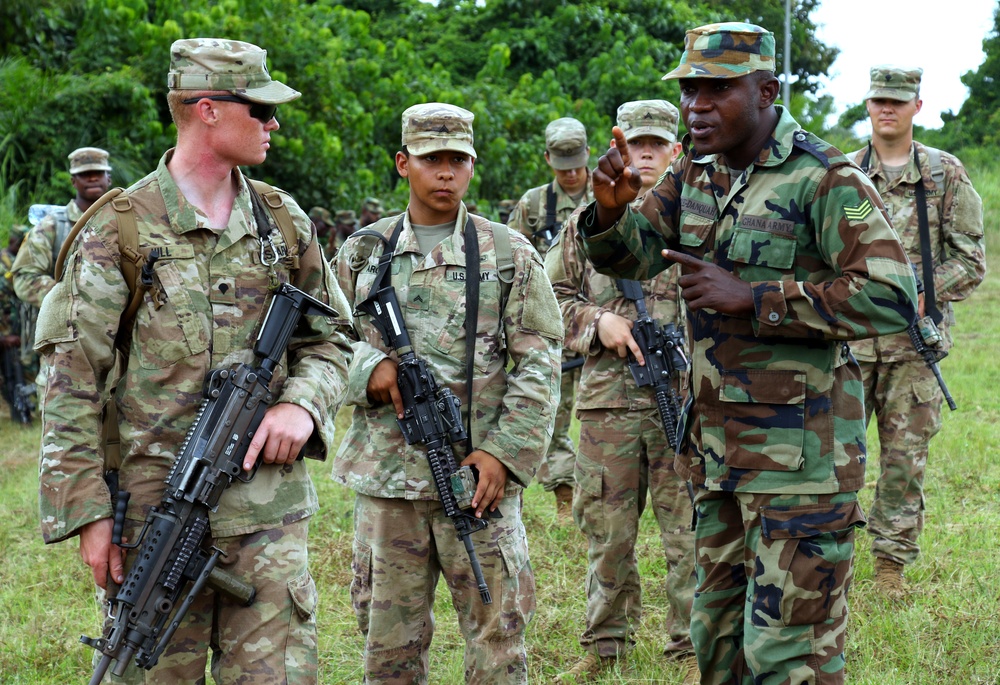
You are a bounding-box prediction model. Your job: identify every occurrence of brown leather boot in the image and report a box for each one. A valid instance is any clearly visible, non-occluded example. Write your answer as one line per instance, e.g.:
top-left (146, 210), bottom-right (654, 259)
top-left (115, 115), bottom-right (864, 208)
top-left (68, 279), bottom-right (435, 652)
top-left (874, 557), bottom-right (907, 600)
top-left (554, 483), bottom-right (573, 523)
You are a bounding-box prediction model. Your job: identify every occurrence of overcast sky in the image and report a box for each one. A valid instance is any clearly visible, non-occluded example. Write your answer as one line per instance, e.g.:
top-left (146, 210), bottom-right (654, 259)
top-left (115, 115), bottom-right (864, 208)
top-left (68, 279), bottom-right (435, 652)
top-left (811, 0), bottom-right (996, 130)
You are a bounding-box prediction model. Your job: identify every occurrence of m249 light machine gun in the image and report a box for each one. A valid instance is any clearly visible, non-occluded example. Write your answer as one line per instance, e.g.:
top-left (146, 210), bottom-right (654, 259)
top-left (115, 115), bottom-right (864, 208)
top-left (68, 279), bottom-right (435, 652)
top-left (81, 283), bottom-right (338, 684)
top-left (616, 279), bottom-right (688, 450)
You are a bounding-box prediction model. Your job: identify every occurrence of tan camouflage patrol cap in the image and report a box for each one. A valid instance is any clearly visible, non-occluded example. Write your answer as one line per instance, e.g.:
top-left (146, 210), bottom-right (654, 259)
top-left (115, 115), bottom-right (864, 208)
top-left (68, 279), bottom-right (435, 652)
top-left (362, 197), bottom-right (384, 212)
top-left (309, 207), bottom-right (332, 224)
top-left (401, 103), bottom-right (477, 159)
top-left (617, 100), bottom-right (680, 144)
top-left (545, 117), bottom-right (589, 170)
top-left (167, 38), bottom-right (300, 105)
top-left (336, 209), bottom-right (357, 223)
top-left (662, 22), bottom-right (775, 80)
top-left (68, 147), bottom-right (112, 175)
top-left (865, 65), bottom-right (922, 102)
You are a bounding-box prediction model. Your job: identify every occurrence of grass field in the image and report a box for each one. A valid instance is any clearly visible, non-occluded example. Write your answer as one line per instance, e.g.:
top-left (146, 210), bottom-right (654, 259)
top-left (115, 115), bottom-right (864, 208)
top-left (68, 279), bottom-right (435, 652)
top-left (1, 167), bottom-right (998, 684)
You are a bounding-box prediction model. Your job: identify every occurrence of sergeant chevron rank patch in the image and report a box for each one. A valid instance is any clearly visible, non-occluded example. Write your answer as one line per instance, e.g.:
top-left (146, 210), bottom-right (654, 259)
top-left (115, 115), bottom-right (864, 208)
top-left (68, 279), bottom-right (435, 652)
top-left (844, 198), bottom-right (874, 222)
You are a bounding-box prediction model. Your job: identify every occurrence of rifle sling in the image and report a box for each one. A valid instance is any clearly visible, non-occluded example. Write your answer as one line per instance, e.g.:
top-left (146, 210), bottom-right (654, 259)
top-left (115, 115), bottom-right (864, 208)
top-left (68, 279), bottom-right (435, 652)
top-left (360, 215), bottom-right (481, 456)
top-left (912, 145), bottom-right (942, 324)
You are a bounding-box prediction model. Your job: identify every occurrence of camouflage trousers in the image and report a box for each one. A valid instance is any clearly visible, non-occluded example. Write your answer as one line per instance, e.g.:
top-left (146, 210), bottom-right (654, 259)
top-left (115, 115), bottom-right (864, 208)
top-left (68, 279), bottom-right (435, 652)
top-left (537, 360), bottom-right (579, 491)
top-left (100, 517), bottom-right (318, 684)
top-left (859, 357), bottom-right (942, 565)
top-left (350, 493), bottom-right (536, 684)
top-left (573, 408), bottom-right (696, 658)
top-left (692, 490), bottom-right (865, 685)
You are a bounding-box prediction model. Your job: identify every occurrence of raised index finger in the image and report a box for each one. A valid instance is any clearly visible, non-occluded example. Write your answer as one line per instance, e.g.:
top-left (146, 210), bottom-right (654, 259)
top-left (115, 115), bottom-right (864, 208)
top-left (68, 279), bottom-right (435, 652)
top-left (611, 126), bottom-right (631, 167)
top-left (662, 249), bottom-right (705, 270)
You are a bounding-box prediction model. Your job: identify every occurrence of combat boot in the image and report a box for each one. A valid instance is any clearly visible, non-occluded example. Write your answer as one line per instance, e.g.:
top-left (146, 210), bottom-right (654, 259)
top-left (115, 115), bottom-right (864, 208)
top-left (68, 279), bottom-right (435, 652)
top-left (874, 557), bottom-right (907, 600)
top-left (554, 483), bottom-right (574, 523)
top-left (553, 653), bottom-right (616, 683)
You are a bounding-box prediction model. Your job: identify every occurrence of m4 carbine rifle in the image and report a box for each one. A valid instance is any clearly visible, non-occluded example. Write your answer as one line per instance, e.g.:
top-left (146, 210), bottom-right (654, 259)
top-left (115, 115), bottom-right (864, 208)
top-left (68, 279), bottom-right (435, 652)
top-left (355, 228), bottom-right (497, 605)
top-left (81, 283), bottom-right (338, 684)
top-left (616, 279), bottom-right (688, 449)
top-left (907, 315), bottom-right (957, 411)
top-left (1, 344), bottom-right (34, 424)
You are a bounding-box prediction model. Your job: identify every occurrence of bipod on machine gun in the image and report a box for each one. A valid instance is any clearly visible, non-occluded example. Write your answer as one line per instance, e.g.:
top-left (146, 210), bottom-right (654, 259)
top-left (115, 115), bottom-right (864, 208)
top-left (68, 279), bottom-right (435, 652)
top-left (1, 345), bottom-right (34, 424)
top-left (616, 279), bottom-right (688, 450)
top-left (81, 283), bottom-right (339, 684)
top-left (354, 227), bottom-right (498, 605)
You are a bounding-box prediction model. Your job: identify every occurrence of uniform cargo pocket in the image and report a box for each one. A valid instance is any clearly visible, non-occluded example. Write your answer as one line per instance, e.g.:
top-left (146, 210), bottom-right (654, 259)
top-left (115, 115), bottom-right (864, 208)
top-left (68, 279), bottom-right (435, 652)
top-left (727, 227), bottom-right (796, 270)
top-left (718, 369), bottom-right (805, 471)
top-left (752, 500), bottom-right (864, 627)
top-left (135, 259), bottom-right (210, 369)
top-left (573, 451), bottom-right (608, 543)
top-left (350, 538), bottom-right (373, 635)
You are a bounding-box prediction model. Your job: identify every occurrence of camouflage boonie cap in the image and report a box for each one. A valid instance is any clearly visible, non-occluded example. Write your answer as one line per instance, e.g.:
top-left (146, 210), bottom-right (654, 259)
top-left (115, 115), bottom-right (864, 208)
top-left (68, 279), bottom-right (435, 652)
top-left (617, 100), bottom-right (680, 144)
top-left (308, 206), bottom-right (332, 224)
top-left (662, 22), bottom-right (775, 80)
top-left (362, 197), bottom-right (384, 212)
top-left (401, 103), bottom-right (477, 159)
top-left (545, 117), bottom-right (589, 170)
top-left (336, 209), bottom-right (357, 223)
top-left (865, 65), bottom-right (922, 102)
top-left (68, 147), bottom-right (112, 175)
top-left (167, 38), bottom-right (300, 105)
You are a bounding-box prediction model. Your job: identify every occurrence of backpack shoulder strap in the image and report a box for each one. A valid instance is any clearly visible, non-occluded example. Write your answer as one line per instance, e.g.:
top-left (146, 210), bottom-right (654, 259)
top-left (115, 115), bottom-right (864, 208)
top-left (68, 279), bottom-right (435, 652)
top-left (249, 179), bottom-right (301, 270)
top-left (924, 146), bottom-right (945, 190)
top-left (489, 220), bottom-right (515, 314)
top-left (54, 188), bottom-right (125, 281)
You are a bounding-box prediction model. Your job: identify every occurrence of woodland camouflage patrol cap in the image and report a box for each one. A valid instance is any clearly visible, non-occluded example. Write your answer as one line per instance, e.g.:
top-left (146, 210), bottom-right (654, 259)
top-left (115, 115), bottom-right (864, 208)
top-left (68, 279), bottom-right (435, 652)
top-left (167, 38), bottom-right (301, 104)
top-left (336, 209), bottom-right (357, 223)
top-left (68, 147), bottom-right (112, 175)
top-left (401, 103), bottom-right (477, 159)
top-left (545, 117), bottom-right (589, 170)
top-left (617, 100), bottom-right (680, 144)
top-left (661, 22), bottom-right (776, 80)
top-left (362, 197), bottom-right (384, 212)
top-left (865, 65), bottom-right (922, 102)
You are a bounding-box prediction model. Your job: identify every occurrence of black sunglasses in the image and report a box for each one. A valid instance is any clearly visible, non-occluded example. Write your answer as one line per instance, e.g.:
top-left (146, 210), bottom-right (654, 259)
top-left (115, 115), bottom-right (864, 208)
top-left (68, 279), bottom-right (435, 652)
top-left (181, 95), bottom-right (277, 124)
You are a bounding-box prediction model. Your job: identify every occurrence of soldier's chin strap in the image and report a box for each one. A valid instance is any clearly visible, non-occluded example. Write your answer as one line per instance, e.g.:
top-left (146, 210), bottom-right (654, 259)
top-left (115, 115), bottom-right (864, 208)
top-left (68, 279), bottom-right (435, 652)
top-left (354, 214), bottom-right (481, 456)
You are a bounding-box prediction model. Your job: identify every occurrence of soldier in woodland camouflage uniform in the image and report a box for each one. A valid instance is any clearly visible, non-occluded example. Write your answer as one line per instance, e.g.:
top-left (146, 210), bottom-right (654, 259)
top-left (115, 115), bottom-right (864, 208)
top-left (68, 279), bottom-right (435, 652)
top-left (359, 196), bottom-right (384, 227)
top-left (333, 102), bottom-right (562, 684)
top-left (547, 100), bottom-right (697, 684)
top-left (0, 225), bottom-right (26, 417)
top-left (577, 23), bottom-right (918, 685)
top-left (507, 117), bottom-right (594, 519)
top-left (36, 38), bottom-right (353, 684)
top-left (850, 66), bottom-right (986, 598)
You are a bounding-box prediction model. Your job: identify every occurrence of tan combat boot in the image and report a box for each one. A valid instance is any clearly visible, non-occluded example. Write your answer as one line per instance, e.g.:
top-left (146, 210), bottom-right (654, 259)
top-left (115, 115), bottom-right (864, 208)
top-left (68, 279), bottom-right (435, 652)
top-left (679, 654), bottom-right (700, 685)
top-left (553, 653), bottom-right (616, 683)
top-left (874, 557), bottom-right (907, 600)
top-left (554, 483), bottom-right (574, 523)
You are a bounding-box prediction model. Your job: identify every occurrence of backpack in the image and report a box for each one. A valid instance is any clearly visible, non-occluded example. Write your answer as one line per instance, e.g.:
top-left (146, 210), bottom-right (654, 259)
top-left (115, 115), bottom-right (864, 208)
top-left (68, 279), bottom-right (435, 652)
top-left (53, 179), bottom-right (302, 470)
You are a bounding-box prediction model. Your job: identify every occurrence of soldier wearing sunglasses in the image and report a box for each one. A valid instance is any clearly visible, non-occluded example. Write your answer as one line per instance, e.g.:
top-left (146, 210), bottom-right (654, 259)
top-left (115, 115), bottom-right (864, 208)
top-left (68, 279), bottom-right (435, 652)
top-left (37, 38), bottom-right (353, 684)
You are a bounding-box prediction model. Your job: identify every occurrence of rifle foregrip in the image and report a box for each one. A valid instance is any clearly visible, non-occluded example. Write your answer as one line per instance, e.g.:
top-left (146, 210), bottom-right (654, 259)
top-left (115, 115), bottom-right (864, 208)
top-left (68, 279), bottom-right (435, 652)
top-left (654, 387), bottom-right (679, 450)
top-left (112, 491), bottom-right (130, 546)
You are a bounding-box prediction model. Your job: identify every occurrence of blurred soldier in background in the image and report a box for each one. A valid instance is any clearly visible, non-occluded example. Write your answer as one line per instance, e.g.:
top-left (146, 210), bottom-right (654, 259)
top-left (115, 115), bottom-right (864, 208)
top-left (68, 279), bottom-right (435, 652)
top-left (309, 205), bottom-right (334, 256)
top-left (359, 196), bottom-right (384, 227)
top-left (850, 66), bottom-right (986, 599)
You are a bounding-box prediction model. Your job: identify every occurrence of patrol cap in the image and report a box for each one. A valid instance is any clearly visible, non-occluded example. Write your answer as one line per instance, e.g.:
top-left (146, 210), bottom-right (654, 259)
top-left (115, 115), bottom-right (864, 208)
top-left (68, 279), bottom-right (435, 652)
top-left (617, 100), bottom-right (680, 144)
top-left (309, 206), bottom-right (332, 224)
top-left (401, 103), bottom-right (477, 159)
top-left (167, 38), bottom-right (300, 105)
top-left (362, 197), bottom-right (384, 212)
top-left (336, 209), bottom-right (357, 223)
top-left (68, 147), bottom-right (112, 175)
top-left (662, 22), bottom-right (775, 80)
top-left (545, 117), bottom-right (589, 170)
top-left (865, 65), bottom-right (922, 102)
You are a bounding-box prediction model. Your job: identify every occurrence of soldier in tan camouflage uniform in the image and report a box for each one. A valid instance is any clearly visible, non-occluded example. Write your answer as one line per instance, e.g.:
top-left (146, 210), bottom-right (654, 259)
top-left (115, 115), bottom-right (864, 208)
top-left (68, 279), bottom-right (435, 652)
top-left (333, 102), bottom-right (562, 684)
top-left (13, 147), bottom-right (112, 392)
top-left (547, 100), bottom-right (697, 683)
top-left (507, 117), bottom-right (594, 520)
top-left (36, 38), bottom-right (353, 684)
top-left (578, 23), bottom-right (918, 685)
top-left (850, 66), bottom-right (986, 599)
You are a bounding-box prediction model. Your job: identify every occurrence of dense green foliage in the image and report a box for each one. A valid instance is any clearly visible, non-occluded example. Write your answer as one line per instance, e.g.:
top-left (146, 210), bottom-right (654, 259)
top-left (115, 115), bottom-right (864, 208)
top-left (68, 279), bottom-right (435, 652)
top-left (0, 0), bottom-right (842, 220)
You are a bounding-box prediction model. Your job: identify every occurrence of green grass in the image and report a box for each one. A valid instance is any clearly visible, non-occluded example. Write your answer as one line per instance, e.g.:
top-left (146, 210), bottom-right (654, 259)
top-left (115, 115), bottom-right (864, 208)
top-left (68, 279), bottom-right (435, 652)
top-left (2, 165), bottom-right (999, 683)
